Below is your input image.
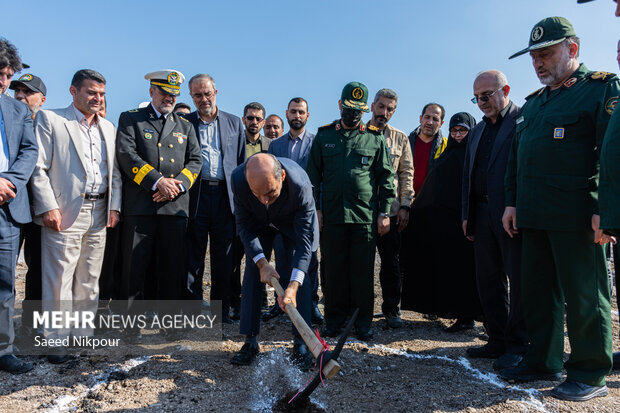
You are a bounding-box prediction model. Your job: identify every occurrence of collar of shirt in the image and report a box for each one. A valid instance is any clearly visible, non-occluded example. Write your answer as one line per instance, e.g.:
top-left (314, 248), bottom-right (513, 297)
top-left (72, 103), bottom-right (99, 127)
top-left (482, 103), bottom-right (511, 125)
top-left (288, 129), bottom-right (306, 142)
top-left (198, 107), bottom-right (219, 125)
top-left (246, 135), bottom-right (262, 145)
top-left (150, 103), bottom-right (171, 120)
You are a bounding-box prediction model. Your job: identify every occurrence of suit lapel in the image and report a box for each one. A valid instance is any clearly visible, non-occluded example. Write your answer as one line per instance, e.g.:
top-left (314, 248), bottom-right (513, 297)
top-left (218, 114), bottom-right (230, 158)
top-left (145, 105), bottom-right (163, 133)
top-left (64, 106), bottom-right (89, 172)
top-left (468, 124), bottom-right (483, 173)
top-left (100, 120), bottom-right (115, 174)
top-left (0, 97), bottom-right (14, 157)
top-left (160, 114), bottom-right (175, 142)
top-left (488, 103), bottom-right (514, 168)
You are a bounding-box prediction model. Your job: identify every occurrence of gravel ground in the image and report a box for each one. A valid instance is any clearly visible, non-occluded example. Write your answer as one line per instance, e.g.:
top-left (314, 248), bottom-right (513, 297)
top-left (0, 253), bottom-right (618, 412)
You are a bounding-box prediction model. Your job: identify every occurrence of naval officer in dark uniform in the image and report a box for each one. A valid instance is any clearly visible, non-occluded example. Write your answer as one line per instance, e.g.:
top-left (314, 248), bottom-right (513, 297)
top-left (116, 70), bottom-right (202, 315)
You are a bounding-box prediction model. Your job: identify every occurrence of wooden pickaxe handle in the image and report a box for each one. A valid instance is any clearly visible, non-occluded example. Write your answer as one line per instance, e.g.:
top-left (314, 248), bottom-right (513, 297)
top-left (270, 277), bottom-right (340, 379)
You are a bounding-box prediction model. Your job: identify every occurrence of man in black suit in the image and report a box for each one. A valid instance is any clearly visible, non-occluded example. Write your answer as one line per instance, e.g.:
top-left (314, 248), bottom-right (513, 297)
top-left (184, 74), bottom-right (246, 322)
top-left (462, 70), bottom-right (527, 370)
top-left (230, 153), bottom-right (318, 371)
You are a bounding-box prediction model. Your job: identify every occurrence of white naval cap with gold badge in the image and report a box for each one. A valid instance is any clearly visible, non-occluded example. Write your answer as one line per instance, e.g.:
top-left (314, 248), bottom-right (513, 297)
top-left (144, 69), bottom-right (185, 96)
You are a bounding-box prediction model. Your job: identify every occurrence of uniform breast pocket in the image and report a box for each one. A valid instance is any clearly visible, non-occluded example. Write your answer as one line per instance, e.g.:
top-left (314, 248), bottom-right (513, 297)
top-left (352, 148), bottom-right (375, 169)
top-left (543, 112), bottom-right (590, 142)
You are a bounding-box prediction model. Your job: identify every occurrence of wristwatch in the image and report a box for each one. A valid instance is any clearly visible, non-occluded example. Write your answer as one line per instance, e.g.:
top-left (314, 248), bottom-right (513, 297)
top-left (379, 212), bottom-right (389, 218)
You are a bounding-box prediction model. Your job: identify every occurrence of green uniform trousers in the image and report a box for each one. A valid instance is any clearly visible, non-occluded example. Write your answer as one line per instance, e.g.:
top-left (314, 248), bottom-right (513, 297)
top-left (521, 228), bottom-right (612, 386)
top-left (322, 223), bottom-right (375, 330)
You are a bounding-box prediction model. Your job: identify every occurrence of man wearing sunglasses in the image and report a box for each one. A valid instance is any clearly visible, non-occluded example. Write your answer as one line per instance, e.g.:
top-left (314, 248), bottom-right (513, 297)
top-left (462, 70), bottom-right (527, 371)
top-left (243, 102), bottom-right (272, 157)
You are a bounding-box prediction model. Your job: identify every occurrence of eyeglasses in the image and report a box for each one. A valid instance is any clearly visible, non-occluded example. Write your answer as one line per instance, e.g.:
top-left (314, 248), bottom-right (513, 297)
top-left (450, 129), bottom-right (469, 135)
top-left (471, 87), bottom-right (503, 104)
top-left (245, 116), bottom-right (263, 122)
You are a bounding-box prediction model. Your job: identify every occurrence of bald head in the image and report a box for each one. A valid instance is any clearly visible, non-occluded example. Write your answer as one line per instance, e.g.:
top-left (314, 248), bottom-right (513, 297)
top-left (245, 153), bottom-right (286, 205)
top-left (473, 70), bottom-right (510, 123)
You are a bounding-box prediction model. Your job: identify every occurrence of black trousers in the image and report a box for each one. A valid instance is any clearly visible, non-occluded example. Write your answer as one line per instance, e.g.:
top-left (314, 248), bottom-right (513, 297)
top-left (473, 202), bottom-right (528, 354)
top-left (186, 183), bottom-right (234, 313)
top-left (20, 222), bottom-right (42, 327)
top-left (121, 215), bottom-right (187, 304)
top-left (274, 234), bottom-right (319, 303)
top-left (376, 215), bottom-right (401, 315)
top-left (99, 223), bottom-right (122, 301)
top-left (239, 227), bottom-right (311, 341)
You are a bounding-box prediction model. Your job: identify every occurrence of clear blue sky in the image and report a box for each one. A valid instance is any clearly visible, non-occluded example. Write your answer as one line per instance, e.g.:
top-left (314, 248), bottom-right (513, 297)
top-left (3, 0), bottom-right (619, 134)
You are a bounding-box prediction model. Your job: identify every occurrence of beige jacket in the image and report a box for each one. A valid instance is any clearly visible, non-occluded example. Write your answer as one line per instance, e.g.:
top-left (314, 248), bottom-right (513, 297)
top-left (383, 124), bottom-right (414, 216)
top-left (31, 106), bottom-right (122, 230)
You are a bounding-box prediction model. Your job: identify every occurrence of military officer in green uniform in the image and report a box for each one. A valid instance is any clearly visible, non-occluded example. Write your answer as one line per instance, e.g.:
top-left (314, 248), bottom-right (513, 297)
top-left (116, 70), bottom-right (202, 318)
top-left (306, 82), bottom-right (394, 341)
top-left (500, 17), bottom-right (619, 401)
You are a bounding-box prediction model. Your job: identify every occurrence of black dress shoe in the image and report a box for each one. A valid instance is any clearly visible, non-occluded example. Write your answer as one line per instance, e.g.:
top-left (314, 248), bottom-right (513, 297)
top-left (47, 347), bottom-right (75, 365)
top-left (499, 362), bottom-right (562, 382)
top-left (445, 318), bottom-right (475, 333)
top-left (612, 351), bottom-right (620, 370)
top-left (550, 379), bottom-right (608, 401)
top-left (0, 354), bottom-right (33, 374)
top-left (262, 304), bottom-right (283, 321)
top-left (231, 343), bottom-right (259, 366)
top-left (466, 343), bottom-right (504, 359)
top-left (230, 305), bottom-right (241, 321)
top-left (311, 303), bottom-right (324, 325)
top-left (493, 353), bottom-right (523, 370)
top-left (385, 313), bottom-right (403, 329)
top-left (356, 328), bottom-right (374, 341)
top-left (291, 343), bottom-right (314, 372)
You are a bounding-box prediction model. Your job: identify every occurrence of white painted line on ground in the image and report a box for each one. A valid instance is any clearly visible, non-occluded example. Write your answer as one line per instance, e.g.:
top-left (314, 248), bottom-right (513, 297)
top-left (374, 345), bottom-right (550, 413)
top-left (43, 356), bottom-right (151, 413)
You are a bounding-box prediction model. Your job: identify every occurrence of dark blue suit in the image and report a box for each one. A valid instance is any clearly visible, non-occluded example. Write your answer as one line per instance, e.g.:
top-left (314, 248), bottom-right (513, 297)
top-left (231, 157), bottom-right (318, 339)
top-left (184, 110), bottom-right (245, 315)
top-left (462, 100), bottom-right (527, 354)
top-left (0, 95), bottom-right (38, 356)
top-left (267, 131), bottom-right (320, 304)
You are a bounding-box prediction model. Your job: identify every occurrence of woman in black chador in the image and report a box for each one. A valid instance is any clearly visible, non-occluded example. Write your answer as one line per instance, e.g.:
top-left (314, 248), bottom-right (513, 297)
top-left (401, 112), bottom-right (482, 331)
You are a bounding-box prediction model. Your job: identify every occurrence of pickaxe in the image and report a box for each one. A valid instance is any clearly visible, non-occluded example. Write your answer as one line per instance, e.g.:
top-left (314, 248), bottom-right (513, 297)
top-left (270, 277), bottom-right (359, 407)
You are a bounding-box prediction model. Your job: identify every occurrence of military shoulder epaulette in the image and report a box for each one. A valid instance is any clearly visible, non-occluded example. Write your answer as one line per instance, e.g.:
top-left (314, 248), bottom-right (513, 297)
top-left (128, 108), bottom-right (139, 112)
top-left (318, 120), bottom-right (338, 130)
top-left (525, 88), bottom-right (544, 100)
top-left (367, 124), bottom-right (381, 134)
top-left (588, 71), bottom-right (618, 82)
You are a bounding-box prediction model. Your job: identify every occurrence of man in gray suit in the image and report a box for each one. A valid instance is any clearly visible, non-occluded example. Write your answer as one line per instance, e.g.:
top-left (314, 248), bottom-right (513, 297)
top-left (266, 97), bottom-right (322, 324)
top-left (0, 38), bottom-right (38, 374)
top-left (462, 70), bottom-right (527, 370)
top-left (32, 70), bottom-right (121, 363)
top-left (185, 74), bottom-right (246, 322)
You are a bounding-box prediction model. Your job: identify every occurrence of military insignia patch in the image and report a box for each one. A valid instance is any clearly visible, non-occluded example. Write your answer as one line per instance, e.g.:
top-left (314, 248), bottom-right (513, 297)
top-left (144, 132), bottom-right (152, 140)
top-left (19, 74), bottom-right (33, 81)
top-left (368, 125), bottom-right (380, 132)
top-left (516, 116), bottom-right (524, 125)
top-left (335, 123), bottom-right (341, 131)
top-left (605, 97), bottom-right (618, 115)
top-left (553, 127), bottom-right (564, 139)
top-left (325, 144), bottom-right (335, 148)
top-left (178, 136), bottom-right (184, 144)
top-left (144, 128), bottom-right (154, 133)
top-left (360, 124), bottom-right (366, 132)
top-left (167, 71), bottom-right (179, 85)
top-left (352, 87), bottom-right (363, 99)
top-left (129, 109), bottom-right (139, 112)
top-left (531, 26), bottom-right (544, 42)
top-left (361, 156), bottom-right (369, 165)
top-left (563, 77), bottom-right (577, 88)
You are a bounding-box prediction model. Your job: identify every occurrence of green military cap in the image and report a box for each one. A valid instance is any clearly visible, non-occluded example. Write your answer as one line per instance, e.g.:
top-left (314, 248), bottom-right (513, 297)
top-left (509, 17), bottom-right (576, 59)
top-left (144, 69), bottom-right (185, 96)
top-left (576, 0), bottom-right (595, 3)
top-left (341, 81), bottom-right (370, 112)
